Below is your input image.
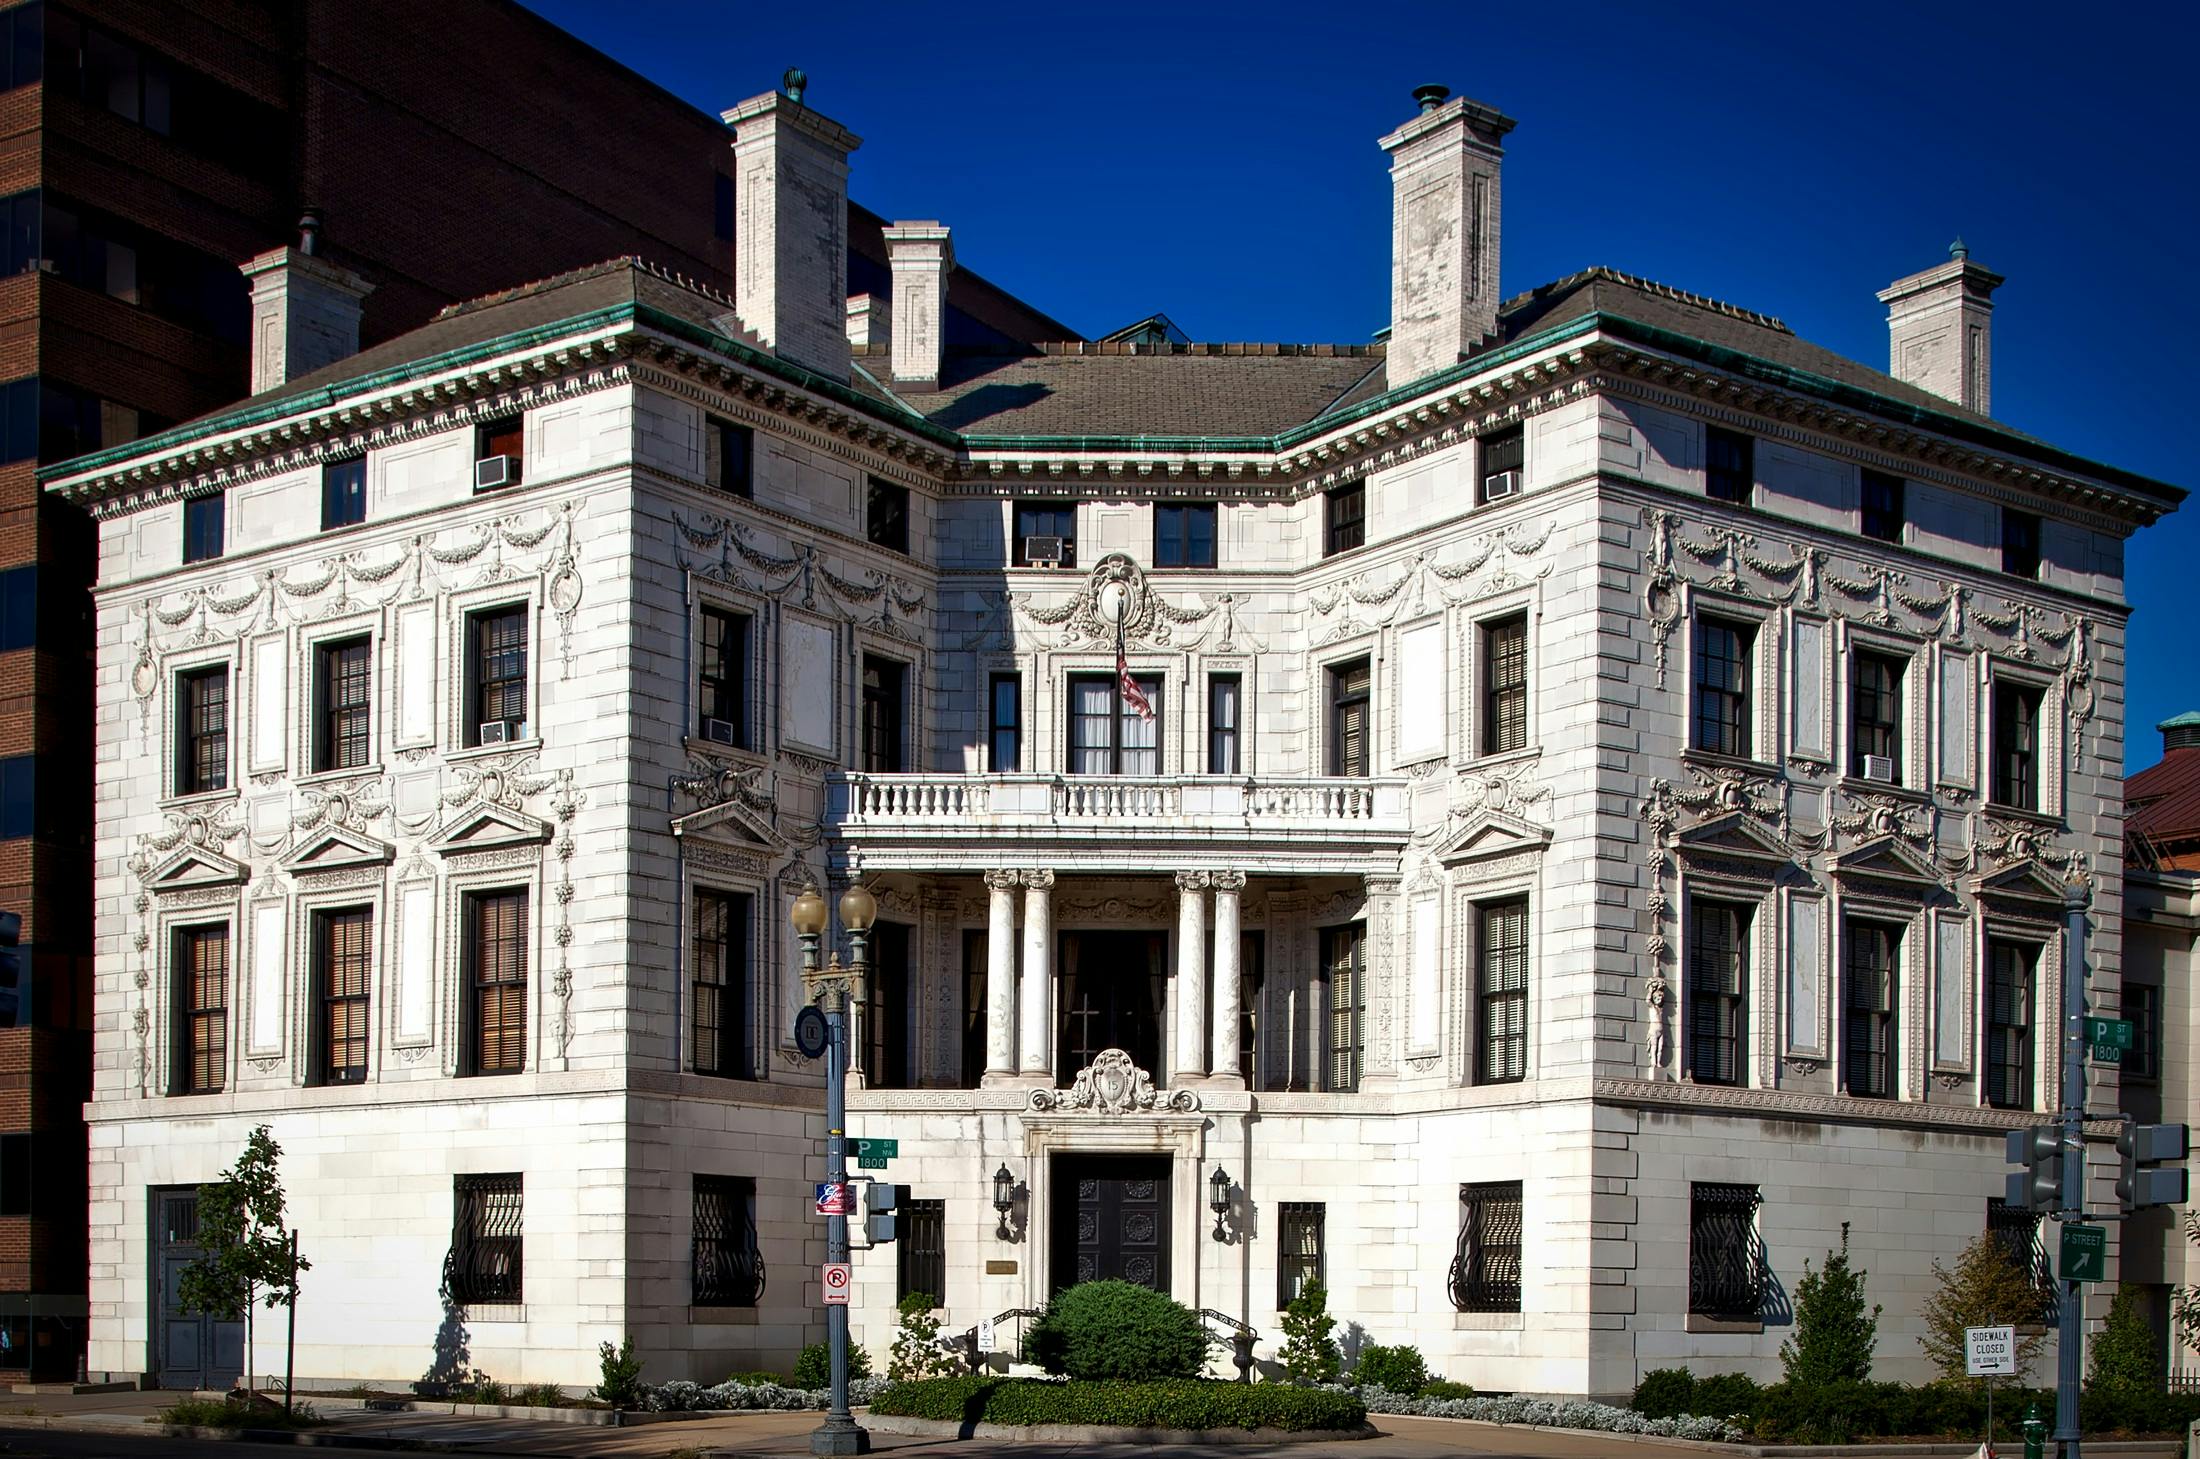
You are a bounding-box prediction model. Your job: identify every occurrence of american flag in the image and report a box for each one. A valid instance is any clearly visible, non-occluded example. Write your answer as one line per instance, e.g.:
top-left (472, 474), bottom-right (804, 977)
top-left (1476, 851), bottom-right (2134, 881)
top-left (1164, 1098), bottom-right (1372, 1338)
top-left (1117, 643), bottom-right (1155, 723)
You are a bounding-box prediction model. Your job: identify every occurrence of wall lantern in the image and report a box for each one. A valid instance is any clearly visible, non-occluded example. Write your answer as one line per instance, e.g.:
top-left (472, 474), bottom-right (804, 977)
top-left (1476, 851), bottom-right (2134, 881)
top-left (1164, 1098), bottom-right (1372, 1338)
top-left (1208, 1165), bottom-right (1232, 1243)
top-left (993, 1164), bottom-right (1016, 1240)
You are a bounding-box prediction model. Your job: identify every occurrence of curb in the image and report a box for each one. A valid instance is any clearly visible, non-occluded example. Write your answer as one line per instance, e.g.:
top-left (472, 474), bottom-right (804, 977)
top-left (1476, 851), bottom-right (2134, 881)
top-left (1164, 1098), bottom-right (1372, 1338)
top-left (860, 1413), bottom-right (1378, 1445)
top-left (1362, 1412), bottom-right (2181, 1459)
top-left (157, 1425), bottom-right (459, 1452)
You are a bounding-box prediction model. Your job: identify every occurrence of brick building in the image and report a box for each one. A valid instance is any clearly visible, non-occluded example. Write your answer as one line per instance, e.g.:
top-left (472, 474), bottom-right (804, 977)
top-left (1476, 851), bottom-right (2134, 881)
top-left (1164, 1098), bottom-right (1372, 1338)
top-left (0, 0), bottom-right (1068, 1379)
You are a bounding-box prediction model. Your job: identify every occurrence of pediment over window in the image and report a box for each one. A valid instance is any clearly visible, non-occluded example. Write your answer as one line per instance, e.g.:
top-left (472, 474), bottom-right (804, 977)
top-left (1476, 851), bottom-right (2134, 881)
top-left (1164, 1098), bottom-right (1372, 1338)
top-left (144, 845), bottom-right (250, 892)
top-left (1432, 809), bottom-right (1552, 867)
top-left (1674, 811), bottom-right (1794, 868)
top-left (279, 825), bottom-right (396, 876)
top-left (1971, 860), bottom-right (2072, 915)
top-left (671, 797), bottom-right (788, 852)
top-left (1828, 835), bottom-right (1942, 893)
top-left (428, 803), bottom-right (552, 857)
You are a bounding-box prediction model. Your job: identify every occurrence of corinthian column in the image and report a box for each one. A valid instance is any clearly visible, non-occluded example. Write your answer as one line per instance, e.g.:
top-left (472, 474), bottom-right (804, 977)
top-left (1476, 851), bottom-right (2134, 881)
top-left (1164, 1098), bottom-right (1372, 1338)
top-left (1209, 871), bottom-right (1246, 1086)
top-left (1173, 871), bottom-right (1209, 1084)
top-left (982, 870), bottom-right (1020, 1085)
top-left (1018, 871), bottom-right (1055, 1081)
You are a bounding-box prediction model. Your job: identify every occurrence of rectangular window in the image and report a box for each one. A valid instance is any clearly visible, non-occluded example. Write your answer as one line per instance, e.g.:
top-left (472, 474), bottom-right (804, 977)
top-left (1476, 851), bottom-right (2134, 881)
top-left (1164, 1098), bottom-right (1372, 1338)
top-left (2002, 508), bottom-right (2041, 579)
top-left (313, 907), bottom-right (371, 1086)
top-left (866, 476), bottom-right (909, 553)
top-left (467, 606), bottom-right (528, 746)
top-left (1705, 427), bottom-right (1753, 504)
top-left (961, 929), bottom-right (988, 1090)
top-left (1328, 658), bottom-right (1371, 778)
top-left (692, 889), bottom-right (753, 1080)
top-left (1476, 899), bottom-right (1529, 1084)
top-left (697, 607), bottom-right (750, 748)
top-left (0, 1134), bottom-right (28, 1218)
top-left (1843, 920), bottom-right (1900, 1099)
top-left (989, 673), bottom-right (1021, 772)
top-left (861, 656), bottom-right (907, 773)
top-left (172, 924), bottom-right (228, 1095)
top-left (897, 1197), bottom-right (947, 1305)
top-left (1687, 899), bottom-right (1749, 1086)
top-left (706, 415), bottom-right (753, 498)
top-left (1688, 1182), bottom-right (1763, 1320)
top-left (0, 563), bottom-right (33, 651)
top-left (447, 1173), bottom-right (523, 1307)
top-left (182, 493), bottom-right (223, 563)
top-left (178, 666), bottom-right (229, 794)
top-left (321, 458), bottom-right (366, 530)
top-left (1154, 502), bottom-right (1218, 568)
top-left (1861, 469), bottom-right (1905, 542)
top-left (1986, 940), bottom-right (2035, 1110)
top-left (1, 7), bottom-right (42, 93)
top-left (1207, 674), bottom-right (1241, 774)
top-left (1991, 682), bottom-right (2042, 811)
top-left (1450, 1181), bottom-right (1523, 1313)
top-left (864, 922), bottom-right (912, 1089)
top-left (0, 756), bottom-right (28, 840)
top-left (1067, 673), bottom-right (1162, 775)
top-left (1481, 614), bottom-right (1528, 755)
top-left (2127, 983), bottom-right (2161, 1082)
top-left (1277, 1202), bottom-right (1325, 1309)
top-left (692, 1175), bottom-right (762, 1307)
top-left (1986, 1197), bottom-right (2052, 1317)
top-left (1324, 483), bottom-right (1365, 557)
top-left (1850, 650), bottom-right (1905, 782)
top-left (712, 173), bottom-right (735, 242)
top-left (1321, 922), bottom-right (1364, 1093)
top-left (1479, 426), bottom-right (1524, 503)
top-left (475, 419), bottom-right (523, 483)
top-left (314, 637), bottom-right (372, 773)
top-left (1692, 617), bottom-right (1754, 758)
top-left (1013, 501), bottom-right (1078, 568)
top-left (463, 890), bottom-right (528, 1077)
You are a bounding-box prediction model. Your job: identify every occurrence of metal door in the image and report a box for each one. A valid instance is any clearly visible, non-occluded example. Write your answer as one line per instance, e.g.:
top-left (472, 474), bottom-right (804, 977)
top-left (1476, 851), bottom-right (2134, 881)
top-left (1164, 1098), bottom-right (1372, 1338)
top-left (153, 1189), bottom-right (243, 1390)
top-left (1053, 1156), bottom-right (1169, 1294)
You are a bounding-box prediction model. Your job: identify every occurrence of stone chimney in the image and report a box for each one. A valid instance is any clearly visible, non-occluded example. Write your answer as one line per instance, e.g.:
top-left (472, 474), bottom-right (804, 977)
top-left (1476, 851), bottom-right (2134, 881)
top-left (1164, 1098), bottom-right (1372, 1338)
top-left (846, 293), bottom-right (890, 353)
top-left (722, 72), bottom-right (862, 382)
top-left (883, 221), bottom-right (953, 389)
top-left (1876, 240), bottom-right (2004, 415)
top-left (1380, 85), bottom-right (1516, 390)
top-left (238, 212), bottom-right (373, 395)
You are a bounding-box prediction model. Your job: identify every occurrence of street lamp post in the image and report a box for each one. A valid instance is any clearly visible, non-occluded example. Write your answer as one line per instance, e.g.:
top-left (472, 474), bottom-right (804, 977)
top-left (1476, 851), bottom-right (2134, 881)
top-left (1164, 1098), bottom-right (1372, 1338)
top-left (791, 882), bottom-right (876, 1457)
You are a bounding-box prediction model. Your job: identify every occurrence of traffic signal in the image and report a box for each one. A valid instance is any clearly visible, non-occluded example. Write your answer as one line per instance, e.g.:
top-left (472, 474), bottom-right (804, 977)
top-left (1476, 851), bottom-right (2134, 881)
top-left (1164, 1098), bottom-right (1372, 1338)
top-left (863, 1181), bottom-right (904, 1246)
top-left (2006, 1125), bottom-right (2066, 1213)
top-left (2116, 1123), bottom-right (2189, 1213)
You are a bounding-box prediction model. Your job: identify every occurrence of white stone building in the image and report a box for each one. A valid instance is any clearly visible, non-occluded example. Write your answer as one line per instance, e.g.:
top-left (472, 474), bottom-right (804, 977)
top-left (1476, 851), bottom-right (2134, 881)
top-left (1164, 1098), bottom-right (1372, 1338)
top-left (46, 82), bottom-right (2185, 1398)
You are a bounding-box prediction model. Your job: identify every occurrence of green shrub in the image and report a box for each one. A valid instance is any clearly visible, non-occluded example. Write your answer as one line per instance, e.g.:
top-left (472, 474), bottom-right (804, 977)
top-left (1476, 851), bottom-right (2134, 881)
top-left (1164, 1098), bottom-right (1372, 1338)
top-left (2090, 1285), bottom-right (2162, 1390)
top-left (723, 1370), bottom-right (789, 1387)
top-left (515, 1382), bottom-right (570, 1408)
top-left (1630, 1367), bottom-right (1695, 1418)
top-left (1419, 1378), bottom-right (1475, 1400)
top-left (1277, 1282), bottom-right (1341, 1384)
top-left (594, 1334), bottom-right (644, 1409)
top-left (871, 1376), bottom-right (1366, 1432)
top-left (159, 1398), bottom-right (322, 1430)
top-left (889, 1291), bottom-right (959, 1382)
top-left (1780, 1223), bottom-right (1880, 1385)
top-left (1691, 1372), bottom-right (1761, 1419)
top-left (1353, 1343), bottom-right (1429, 1394)
top-left (1023, 1280), bottom-right (1212, 1381)
top-left (792, 1339), bottom-right (872, 1390)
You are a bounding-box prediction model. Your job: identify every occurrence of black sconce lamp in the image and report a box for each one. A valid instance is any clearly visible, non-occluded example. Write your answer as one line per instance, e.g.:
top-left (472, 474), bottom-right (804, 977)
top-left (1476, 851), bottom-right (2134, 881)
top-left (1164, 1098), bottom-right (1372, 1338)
top-left (993, 1164), bottom-right (1016, 1240)
top-left (1208, 1165), bottom-right (1232, 1243)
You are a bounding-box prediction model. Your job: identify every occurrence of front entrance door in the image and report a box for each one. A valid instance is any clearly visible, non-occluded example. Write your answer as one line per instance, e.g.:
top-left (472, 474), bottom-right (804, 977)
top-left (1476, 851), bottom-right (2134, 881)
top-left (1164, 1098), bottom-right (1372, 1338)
top-left (153, 1188), bottom-right (244, 1390)
top-left (1057, 930), bottom-right (1164, 1083)
top-left (1052, 1155), bottom-right (1170, 1295)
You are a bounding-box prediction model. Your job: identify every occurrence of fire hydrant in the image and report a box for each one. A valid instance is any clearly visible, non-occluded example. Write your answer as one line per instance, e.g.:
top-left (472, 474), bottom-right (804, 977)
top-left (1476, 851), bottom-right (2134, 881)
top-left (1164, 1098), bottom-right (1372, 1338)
top-left (2020, 1402), bottom-right (2046, 1459)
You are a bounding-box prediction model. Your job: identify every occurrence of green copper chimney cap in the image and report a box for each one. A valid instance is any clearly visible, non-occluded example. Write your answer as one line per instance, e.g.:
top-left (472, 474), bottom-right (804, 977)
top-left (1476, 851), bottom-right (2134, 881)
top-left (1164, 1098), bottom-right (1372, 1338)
top-left (2159, 711), bottom-right (2200, 730)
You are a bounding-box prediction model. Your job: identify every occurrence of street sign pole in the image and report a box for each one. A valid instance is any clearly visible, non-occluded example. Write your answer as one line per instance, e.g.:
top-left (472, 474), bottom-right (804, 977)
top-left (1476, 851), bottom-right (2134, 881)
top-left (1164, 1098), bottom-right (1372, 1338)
top-left (2055, 885), bottom-right (2088, 1459)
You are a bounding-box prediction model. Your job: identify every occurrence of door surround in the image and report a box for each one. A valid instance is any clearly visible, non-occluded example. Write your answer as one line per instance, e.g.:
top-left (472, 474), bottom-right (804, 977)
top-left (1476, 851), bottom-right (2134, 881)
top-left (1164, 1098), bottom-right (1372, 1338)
top-left (1021, 1114), bottom-right (1206, 1309)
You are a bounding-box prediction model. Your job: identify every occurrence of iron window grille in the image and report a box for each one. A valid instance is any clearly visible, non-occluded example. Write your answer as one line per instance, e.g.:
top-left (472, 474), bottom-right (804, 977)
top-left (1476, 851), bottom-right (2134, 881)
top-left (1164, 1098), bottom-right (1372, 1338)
top-left (445, 1173), bottom-right (523, 1307)
top-left (1481, 615), bottom-right (1528, 755)
top-left (1328, 659), bottom-right (1371, 778)
top-left (183, 492), bottom-right (224, 563)
top-left (1705, 427), bottom-right (1753, 504)
top-left (1985, 1197), bottom-right (2056, 1323)
top-left (1321, 922), bottom-right (1364, 1093)
top-left (1324, 483), bottom-right (1365, 557)
top-left (1450, 1181), bottom-right (1523, 1313)
top-left (1207, 675), bottom-right (1241, 774)
top-left (1850, 650), bottom-right (1904, 781)
top-left (1843, 920), bottom-right (1900, 1099)
top-left (861, 656), bottom-right (907, 772)
top-left (706, 415), bottom-right (753, 498)
top-left (1688, 1182), bottom-right (1763, 1321)
top-left (1991, 682), bottom-right (2042, 811)
top-left (467, 606), bottom-right (528, 745)
top-left (698, 607), bottom-right (751, 747)
top-left (1476, 900), bottom-right (1529, 1084)
top-left (1013, 501), bottom-right (1077, 567)
top-left (2002, 508), bottom-right (2041, 579)
top-left (321, 457), bottom-right (366, 530)
top-left (2126, 983), bottom-right (2161, 1082)
top-left (1067, 673), bottom-right (1162, 775)
top-left (314, 908), bottom-right (371, 1086)
top-left (989, 673), bottom-right (1021, 771)
top-left (1277, 1201), bottom-right (1325, 1309)
top-left (172, 924), bottom-right (228, 1095)
top-left (178, 666), bottom-right (229, 794)
top-left (1985, 940), bottom-right (2036, 1110)
top-left (866, 477), bottom-right (909, 553)
top-left (692, 890), bottom-right (753, 1080)
top-left (315, 637), bottom-right (372, 772)
top-left (1687, 899), bottom-right (1749, 1086)
top-left (1861, 470), bottom-right (1905, 542)
top-left (1692, 618), bottom-right (1754, 758)
top-left (463, 890), bottom-right (528, 1076)
top-left (1154, 502), bottom-right (1218, 568)
top-left (897, 1198), bottom-right (947, 1305)
top-left (693, 1175), bottom-right (764, 1307)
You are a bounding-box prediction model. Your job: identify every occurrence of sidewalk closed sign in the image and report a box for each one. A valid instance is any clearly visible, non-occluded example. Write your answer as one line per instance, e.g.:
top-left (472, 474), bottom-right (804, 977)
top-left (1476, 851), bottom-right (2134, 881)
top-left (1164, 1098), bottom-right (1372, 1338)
top-left (1964, 1325), bottom-right (2017, 1376)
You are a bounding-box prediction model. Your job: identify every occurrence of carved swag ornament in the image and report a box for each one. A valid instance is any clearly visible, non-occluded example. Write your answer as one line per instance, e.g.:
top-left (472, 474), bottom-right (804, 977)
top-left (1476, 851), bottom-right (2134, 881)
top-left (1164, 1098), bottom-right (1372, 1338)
top-left (1027, 1048), bottom-right (1199, 1115)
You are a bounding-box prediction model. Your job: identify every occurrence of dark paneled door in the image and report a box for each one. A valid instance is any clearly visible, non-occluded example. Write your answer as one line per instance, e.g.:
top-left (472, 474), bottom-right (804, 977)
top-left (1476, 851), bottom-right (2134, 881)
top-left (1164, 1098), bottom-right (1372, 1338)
top-left (1052, 1156), bottom-right (1170, 1295)
top-left (153, 1188), bottom-right (243, 1390)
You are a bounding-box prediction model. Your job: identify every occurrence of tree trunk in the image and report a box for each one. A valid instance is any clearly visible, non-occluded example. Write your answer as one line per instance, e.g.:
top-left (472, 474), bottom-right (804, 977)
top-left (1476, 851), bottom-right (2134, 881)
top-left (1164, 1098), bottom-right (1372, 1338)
top-left (245, 1281), bottom-right (256, 1398)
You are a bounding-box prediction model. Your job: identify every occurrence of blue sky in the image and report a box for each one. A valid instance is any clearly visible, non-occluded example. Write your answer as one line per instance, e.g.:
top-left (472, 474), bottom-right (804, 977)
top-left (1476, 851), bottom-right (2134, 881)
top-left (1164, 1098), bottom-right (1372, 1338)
top-left (526, 0), bottom-right (2194, 773)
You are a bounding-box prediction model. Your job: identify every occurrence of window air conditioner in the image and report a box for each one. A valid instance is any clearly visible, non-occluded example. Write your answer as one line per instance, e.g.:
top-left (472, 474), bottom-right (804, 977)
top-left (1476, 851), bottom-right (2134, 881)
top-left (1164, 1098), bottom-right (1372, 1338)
top-left (1023, 535), bottom-right (1065, 567)
top-left (479, 719), bottom-right (523, 745)
top-left (1861, 754), bottom-right (1897, 784)
top-left (474, 455), bottom-right (521, 492)
top-left (1482, 469), bottom-right (1521, 501)
top-left (703, 717), bottom-right (738, 747)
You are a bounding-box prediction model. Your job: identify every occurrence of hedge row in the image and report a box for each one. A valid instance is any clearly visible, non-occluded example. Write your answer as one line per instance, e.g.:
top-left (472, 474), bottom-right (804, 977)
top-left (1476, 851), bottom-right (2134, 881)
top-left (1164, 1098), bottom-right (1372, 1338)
top-left (645, 1376), bottom-right (889, 1413)
top-left (1633, 1370), bottom-right (2200, 1443)
top-left (869, 1377), bottom-right (1367, 1432)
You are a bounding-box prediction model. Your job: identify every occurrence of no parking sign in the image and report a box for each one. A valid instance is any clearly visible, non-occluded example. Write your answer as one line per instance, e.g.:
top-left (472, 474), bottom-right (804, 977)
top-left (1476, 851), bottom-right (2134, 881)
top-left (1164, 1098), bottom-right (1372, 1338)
top-left (822, 1262), bottom-right (852, 1305)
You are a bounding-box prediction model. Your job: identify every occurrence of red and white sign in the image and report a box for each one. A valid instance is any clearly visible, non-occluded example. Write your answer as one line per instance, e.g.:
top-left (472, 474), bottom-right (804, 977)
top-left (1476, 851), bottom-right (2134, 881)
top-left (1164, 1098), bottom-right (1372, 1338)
top-left (815, 1182), bottom-right (851, 1216)
top-left (822, 1262), bottom-right (852, 1305)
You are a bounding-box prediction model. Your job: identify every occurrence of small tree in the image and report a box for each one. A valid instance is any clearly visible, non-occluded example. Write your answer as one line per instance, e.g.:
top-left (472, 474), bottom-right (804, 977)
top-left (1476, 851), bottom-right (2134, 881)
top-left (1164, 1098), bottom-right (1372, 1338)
top-left (888, 1291), bottom-right (957, 1381)
top-left (1780, 1222), bottom-right (1880, 1385)
top-left (177, 1126), bottom-right (309, 1401)
top-left (2090, 1284), bottom-right (2161, 1389)
top-left (1918, 1232), bottom-right (2049, 1381)
top-left (594, 1335), bottom-right (644, 1409)
top-left (1278, 1280), bottom-right (1341, 1385)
